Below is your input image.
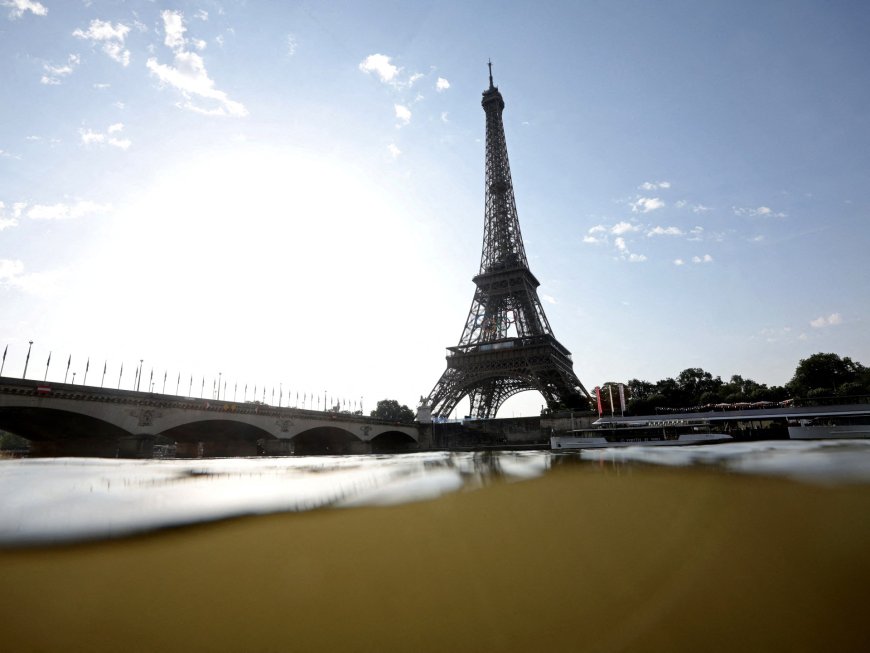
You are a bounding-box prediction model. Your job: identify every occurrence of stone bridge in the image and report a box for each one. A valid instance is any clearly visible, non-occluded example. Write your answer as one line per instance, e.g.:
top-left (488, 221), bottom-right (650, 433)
top-left (0, 378), bottom-right (425, 457)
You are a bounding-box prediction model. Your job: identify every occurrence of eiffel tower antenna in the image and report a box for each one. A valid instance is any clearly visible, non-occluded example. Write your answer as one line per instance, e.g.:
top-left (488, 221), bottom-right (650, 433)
top-left (424, 66), bottom-right (591, 419)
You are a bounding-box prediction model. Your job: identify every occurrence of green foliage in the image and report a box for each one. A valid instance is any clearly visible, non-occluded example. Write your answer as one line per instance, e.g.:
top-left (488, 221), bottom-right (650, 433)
top-left (370, 399), bottom-right (415, 423)
top-left (616, 352), bottom-right (867, 414)
top-left (787, 353), bottom-right (867, 397)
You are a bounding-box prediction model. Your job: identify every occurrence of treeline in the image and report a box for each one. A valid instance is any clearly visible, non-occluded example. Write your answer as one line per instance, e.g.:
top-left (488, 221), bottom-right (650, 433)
top-left (602, 352), bottom-right (870, 415)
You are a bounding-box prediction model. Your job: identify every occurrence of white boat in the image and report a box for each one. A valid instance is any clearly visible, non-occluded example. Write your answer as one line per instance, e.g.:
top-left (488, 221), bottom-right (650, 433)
top-left (550, 419), bottom-right (733, 450)
top-left (788, 417), bottom-right (870, 440)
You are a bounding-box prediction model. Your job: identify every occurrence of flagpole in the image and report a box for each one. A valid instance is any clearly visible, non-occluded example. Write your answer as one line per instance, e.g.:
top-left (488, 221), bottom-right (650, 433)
top-left (82, 358), bottom-right (89, 386)
top-left (118, 362), bottom-right (123, 389)
top-left (1, 344), bottom-right (7, 376)
top-left (22, 340), bottom-right (33, 379)
top-left (64, 355), bottom-right (71, 384)
top-left (44, 351), bottom-right (51, 382)
top-left (101, 360), bottom-right (106, 388)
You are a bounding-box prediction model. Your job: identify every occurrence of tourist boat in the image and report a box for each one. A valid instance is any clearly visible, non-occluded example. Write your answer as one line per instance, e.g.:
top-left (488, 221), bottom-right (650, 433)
top-left (787, 416), bottom-right (870, 440)
top-left (550, 418), bottom-right (733, 450)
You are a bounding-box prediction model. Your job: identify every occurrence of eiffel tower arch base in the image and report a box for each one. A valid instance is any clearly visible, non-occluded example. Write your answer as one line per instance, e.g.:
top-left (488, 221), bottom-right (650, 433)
top-left (427, 336), bottom-right (589, 420)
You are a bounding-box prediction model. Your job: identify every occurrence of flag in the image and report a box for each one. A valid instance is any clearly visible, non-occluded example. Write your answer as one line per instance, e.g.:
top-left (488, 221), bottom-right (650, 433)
top-left (607, 385), bottom-right (615, 416)
top-left (0, 344), bottom-right (6, 376)
top-left (618, 384), bottom-right (626, 415)
top-left (595, 386), bottom-right (603, 416)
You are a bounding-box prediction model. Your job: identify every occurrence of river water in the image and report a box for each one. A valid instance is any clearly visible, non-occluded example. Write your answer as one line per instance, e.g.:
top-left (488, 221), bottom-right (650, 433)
top-left (2, 441), bottom-right (869, 652)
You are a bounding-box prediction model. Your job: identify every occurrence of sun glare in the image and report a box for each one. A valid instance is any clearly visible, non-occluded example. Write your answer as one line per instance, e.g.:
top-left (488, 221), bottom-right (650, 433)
top-left (58, 145), bottom-right (423, 400)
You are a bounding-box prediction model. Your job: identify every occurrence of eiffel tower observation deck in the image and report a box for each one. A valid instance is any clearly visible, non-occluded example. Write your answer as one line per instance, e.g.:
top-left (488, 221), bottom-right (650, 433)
top-left (424, 63), bottom-right (591, 419)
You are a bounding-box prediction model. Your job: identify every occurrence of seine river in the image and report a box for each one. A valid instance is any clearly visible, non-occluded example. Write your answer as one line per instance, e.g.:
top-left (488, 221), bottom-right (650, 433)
top-left (2, 441), bottom-right (869, 652)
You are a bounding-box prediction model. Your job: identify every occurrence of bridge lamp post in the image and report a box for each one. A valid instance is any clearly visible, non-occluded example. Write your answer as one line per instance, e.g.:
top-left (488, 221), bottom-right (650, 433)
top-left (218, 372), bottom-right (222, 400)
top-left (136, 360), bottom-right (143, 391)
top-left (22, 340), bottom-right (33, 379)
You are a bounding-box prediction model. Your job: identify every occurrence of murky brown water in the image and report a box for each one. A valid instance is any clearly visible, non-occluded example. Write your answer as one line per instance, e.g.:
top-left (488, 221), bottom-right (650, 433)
top-left (1, 445), bottom-right (869, 651)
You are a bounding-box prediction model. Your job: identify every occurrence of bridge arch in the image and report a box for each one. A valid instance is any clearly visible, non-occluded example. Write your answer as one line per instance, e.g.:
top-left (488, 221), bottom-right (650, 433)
top-left (292, 426), bottom-right (363, 455)
top-left (370, 430), bottom-right (418, 453)
top-left (0, 406), bottom-right (131, 442)
top-left (158, 419), bottom-right (274, 443)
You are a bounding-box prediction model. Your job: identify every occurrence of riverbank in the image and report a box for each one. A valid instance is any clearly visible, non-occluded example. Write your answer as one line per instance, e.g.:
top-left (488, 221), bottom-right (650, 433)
top-left (2, 463), bottom-right (869, 652)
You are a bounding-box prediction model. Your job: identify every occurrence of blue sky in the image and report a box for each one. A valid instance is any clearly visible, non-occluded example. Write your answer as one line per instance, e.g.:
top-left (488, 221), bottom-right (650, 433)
top-left (1, 0), bottom-right (868, 416)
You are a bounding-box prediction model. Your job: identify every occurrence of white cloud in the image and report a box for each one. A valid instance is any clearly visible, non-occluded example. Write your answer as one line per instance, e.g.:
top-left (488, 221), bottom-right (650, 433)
top-left (73, 19), bottom-right (131, 66)
top-left (0, 258), bottom-right (24, 280)
top-left (195, 9), bottom-right (208, 21)
top-left (359, 54), bottom-right (399, 83)
top-left (27, 200), bottom-right (110, 220)
top-left (0, 201), bottom-right (25, 230)
top-left (147, 11), bottom-right (247, 117)
top-left (3, 266), bottom-right (68, 297)
top-left (688, 226), bottom-right (704, 241)
top-left (692, 204), bottom-right (712, 214)
top-left (286, 35), bottom-right (297, 56)
top-left (2, 0), bottom-right (46, 19)
top-left (733, 205), bottom-right (786, 218)
top-left (639, 181), bottom-right (670, 191)
top-left (691, 254), bottom-right (714, 264)
top-left (41, 54), bottom-right (80, 85)
top-left (647, 225), bottom-right (683, 237)
top-left (673, 259), bottom-right (684, 266)
top-left (582, 235), bottom-right (602, 244)
top-left (387, 143), bottom-right (401, 158)
top-left (79, 123), bottom-right (131, 150)
top-left (408, 72), bottom-right (423, 86)
top-left (436, 77), bottom-right (450, 92)
top-left (542, 294), bottom-right (557, 305)
top-left (161, 10), bottom-right (185, 49)
top-left (810, 313), bottom-right (842, 329)
top-left (613, 237), bottom-right (646, 262)
top-left (394, 104), bottom-right (411, 125)
top-left (440, 111), bottom-right (449, 123)
top-left (630, 197), bottom-right (665, 213)
top-left (611, 221), bottom-right (641, 235)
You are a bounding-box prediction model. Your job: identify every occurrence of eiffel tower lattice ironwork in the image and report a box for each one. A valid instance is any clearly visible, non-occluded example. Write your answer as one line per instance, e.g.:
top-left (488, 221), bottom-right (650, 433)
top-left (425, 64), bottom-right (591, 419)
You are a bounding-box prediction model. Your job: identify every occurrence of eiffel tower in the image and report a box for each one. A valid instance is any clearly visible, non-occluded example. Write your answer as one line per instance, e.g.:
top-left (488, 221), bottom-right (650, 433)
top-left (424, 63), bottom-right (591, 419)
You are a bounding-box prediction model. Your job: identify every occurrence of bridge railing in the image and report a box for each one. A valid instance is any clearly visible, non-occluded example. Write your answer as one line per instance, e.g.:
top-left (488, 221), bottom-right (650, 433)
top-left (0, 377), bottom-right (417, 429)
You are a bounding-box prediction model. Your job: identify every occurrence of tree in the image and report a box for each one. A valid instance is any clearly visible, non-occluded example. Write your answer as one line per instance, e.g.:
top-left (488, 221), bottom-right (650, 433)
top-left (370, 399), bottom-right (415, 423)
top-left (787, 353), bottom-right (866, 397)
